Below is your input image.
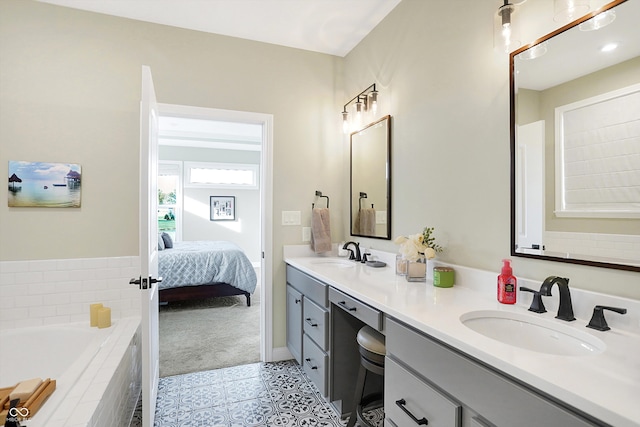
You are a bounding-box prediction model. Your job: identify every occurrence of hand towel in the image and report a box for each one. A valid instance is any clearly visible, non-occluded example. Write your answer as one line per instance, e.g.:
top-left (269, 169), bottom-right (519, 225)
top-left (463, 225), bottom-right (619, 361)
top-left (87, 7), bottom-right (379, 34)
top-left (353, 209), bottom-right (362, 234)
top-left (357, 208), bottom-right (376, 236)
top-left (311, 207), bottom-right (332, 253)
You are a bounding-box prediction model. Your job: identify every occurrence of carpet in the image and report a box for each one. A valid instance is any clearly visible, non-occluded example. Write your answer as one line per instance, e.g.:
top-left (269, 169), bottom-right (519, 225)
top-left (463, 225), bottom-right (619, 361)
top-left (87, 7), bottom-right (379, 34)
top-left (159, 284), bottom-right (261, 377)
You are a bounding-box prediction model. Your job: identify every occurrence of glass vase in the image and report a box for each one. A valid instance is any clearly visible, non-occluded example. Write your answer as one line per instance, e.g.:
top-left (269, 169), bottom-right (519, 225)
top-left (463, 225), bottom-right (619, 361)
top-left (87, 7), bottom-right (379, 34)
top-left (395, 254), bottom-right (407, 276)
top-left (405, 257), bottom-right (427, 282)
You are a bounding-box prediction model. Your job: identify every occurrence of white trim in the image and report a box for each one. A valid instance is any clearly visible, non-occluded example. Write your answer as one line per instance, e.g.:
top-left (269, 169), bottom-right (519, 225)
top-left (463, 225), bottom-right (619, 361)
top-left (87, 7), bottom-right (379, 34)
top-left (271, 347), bottom-right (294, 362)
top-left (158, 102), bottom-right (274, 364)
top-left (158, 160), bottom-right (183, 242)
top-left (184, 161), bottom-right (259, 189)
top-left (261, 113), bottom-right (274, 362)
top-left (159, 138), bottom-right (261, 151)
top-left (554, 209), bottom-right (640, 219)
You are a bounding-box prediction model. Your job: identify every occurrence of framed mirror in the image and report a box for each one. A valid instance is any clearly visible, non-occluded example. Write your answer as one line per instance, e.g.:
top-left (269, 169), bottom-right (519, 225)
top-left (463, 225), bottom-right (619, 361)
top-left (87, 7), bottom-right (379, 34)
top-left (510, 0), bottom-right (640, 271)
top-left (350, 115), bottom-right (391, 239)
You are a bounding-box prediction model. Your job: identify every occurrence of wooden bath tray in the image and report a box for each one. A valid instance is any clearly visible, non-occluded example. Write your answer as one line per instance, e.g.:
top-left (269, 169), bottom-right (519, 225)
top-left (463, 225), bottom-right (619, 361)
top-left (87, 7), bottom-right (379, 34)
top-left (0, 378), bottom-right (56, 424)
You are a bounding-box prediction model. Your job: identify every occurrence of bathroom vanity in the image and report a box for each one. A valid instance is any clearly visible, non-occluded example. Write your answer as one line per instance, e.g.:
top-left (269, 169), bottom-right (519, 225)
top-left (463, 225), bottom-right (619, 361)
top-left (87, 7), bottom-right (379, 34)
top-left (285, 253), bottom-right (640, 427)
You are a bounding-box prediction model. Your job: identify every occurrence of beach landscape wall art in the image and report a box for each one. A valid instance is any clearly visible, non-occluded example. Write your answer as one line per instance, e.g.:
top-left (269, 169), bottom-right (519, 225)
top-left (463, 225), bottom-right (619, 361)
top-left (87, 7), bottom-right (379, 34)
top-left (8, 161), bottom-right (82, 208)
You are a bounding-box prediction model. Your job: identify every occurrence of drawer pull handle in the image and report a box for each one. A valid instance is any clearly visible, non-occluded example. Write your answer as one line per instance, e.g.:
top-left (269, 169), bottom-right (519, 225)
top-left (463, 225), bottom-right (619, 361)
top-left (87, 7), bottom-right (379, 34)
top-left (305, 318), bottom-right (318, 327)
top-left (305, 358), bottom-right (318, 370)
top-left (295, 298), bottom-right (301, 304)
top-left (396, 399), bottom-right (428, 425)
top-left (338, 301), bottom-right (357, 312)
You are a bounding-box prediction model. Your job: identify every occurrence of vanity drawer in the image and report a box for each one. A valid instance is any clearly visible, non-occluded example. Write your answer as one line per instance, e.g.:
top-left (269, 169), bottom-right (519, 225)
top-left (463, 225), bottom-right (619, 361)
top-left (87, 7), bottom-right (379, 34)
top-left (385, 357), bottom-right (461, 427)
top-left (286, 265), bottom-right (328, 307)
top-left (386, 318), bottom-right (599, 427)
top-left (303, 334), bottom-right (328, 396)
top-left (303, 298), bottom-right (329, 350)
top-left (329, 287), bottom-right (383, 331)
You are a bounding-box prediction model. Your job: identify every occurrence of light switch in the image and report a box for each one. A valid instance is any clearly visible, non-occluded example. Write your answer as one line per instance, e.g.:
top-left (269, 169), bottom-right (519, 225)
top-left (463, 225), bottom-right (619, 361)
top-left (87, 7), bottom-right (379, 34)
top-left (376, 210), bottom-right (387, 224)
top-left (282, 211), bottom-right (301, 225)
top-left (302, 227), bottom-right (311, 242)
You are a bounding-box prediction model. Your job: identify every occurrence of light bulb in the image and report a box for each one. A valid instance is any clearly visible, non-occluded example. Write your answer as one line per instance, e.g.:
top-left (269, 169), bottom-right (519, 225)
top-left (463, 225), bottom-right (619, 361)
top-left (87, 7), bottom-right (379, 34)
top-left (496, 2), bottom-right (519, 53)
top-left (355, 99), bottom-right (363, 119)
top-left (369, 91), bottom-right (378, 115)
top-left (342, 111), bottom-right (349, 134)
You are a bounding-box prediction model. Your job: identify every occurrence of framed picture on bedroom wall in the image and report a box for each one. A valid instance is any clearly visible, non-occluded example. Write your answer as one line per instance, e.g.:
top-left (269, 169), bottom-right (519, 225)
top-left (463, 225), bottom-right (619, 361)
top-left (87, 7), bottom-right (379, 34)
top-left (210, 196), bottom-right (235, 221)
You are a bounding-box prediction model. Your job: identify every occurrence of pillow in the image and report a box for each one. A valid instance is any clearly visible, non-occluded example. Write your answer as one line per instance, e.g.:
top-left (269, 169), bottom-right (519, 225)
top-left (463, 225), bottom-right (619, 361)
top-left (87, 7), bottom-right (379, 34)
top-left (161, 232), bottom-right (173, 249)
top-left (158, 234), bottom-right (165, 251)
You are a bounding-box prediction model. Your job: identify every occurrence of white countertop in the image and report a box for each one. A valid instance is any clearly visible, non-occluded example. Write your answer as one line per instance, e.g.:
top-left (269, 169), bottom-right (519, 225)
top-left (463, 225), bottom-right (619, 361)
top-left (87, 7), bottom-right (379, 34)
top-left (284, 251), bottom-right (640, 427)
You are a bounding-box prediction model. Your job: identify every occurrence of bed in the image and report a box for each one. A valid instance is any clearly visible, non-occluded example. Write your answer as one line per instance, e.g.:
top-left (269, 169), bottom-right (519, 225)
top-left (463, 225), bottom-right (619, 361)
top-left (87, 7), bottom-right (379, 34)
top-left (158, 240), bottom-right (257, 306)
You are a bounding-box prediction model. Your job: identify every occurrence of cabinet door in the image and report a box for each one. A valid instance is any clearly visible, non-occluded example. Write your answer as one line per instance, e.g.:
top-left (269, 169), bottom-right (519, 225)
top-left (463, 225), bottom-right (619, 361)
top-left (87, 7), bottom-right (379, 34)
top-left (303, 298), bottom-right (329, 350)
top-left (286, 285), bottom-right (303, 364)
top-left (303, 334), bottom-right (328, 396)
top-left (385, 358), bottom-right (461, 427)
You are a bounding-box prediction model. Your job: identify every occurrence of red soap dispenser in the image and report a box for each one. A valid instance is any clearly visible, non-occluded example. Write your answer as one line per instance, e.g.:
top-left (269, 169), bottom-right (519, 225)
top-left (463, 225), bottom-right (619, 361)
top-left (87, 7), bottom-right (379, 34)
top-left (497, 259), bottom-right (517, 304)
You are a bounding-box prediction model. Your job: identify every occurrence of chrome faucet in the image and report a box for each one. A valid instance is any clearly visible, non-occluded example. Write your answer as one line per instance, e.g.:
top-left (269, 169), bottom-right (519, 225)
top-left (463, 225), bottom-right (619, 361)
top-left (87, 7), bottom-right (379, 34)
top-left (342, 241), bottom-right (361, 262)
top-left (539, 276), bottom-right (575, 321)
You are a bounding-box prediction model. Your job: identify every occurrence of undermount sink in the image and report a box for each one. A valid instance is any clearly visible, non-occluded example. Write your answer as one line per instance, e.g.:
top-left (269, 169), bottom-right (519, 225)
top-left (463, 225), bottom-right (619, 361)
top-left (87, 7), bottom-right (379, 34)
top-left (460, 310), bottom-right (605, 356)
top-left (309, 259), bottom-right (355, 268)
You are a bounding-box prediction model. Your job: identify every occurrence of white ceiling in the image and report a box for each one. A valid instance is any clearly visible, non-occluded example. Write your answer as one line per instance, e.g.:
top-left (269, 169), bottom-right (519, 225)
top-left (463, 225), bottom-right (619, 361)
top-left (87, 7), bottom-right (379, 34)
top-left (37, 0), bottom-right (402, 57)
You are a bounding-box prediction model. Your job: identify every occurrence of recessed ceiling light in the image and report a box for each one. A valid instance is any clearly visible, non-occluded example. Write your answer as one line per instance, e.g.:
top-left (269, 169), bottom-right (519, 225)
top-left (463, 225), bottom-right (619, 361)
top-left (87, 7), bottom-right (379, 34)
top-left (601, 43), bottom-right (618, 52)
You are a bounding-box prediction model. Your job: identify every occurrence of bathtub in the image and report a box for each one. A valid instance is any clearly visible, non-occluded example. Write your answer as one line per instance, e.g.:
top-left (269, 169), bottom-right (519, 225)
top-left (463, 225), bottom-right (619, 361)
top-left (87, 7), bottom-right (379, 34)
top-left (0, 317), bottom-right (141, 427)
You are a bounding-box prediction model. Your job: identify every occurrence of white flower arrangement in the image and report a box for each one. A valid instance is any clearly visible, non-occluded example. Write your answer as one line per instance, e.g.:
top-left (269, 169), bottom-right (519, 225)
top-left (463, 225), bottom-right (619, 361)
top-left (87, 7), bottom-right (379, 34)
top-left (394, 226), bottom-right (443, 262)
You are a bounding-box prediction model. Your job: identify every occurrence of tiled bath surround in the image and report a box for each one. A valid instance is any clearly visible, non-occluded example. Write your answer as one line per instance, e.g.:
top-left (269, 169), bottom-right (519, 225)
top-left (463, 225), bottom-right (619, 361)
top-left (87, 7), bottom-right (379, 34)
top-left (0, 256), bottom-right (141, 330)
top-left (47, 318), bottom-right (142, 427)
top-left (0, 256), bottom-right (142, 426)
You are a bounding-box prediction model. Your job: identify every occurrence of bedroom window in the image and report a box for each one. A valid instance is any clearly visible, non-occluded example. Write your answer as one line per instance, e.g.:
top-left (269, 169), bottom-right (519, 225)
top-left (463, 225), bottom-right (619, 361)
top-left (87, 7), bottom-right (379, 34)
top-left (184, 161), bottom-right (259, 189)
top-left (158, 161), bottom-right (182, 241)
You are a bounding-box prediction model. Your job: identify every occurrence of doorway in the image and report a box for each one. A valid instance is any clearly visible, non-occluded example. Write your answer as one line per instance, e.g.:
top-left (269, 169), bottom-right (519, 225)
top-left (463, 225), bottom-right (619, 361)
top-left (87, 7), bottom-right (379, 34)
top-left (156, 103), bottom-right (273, 373)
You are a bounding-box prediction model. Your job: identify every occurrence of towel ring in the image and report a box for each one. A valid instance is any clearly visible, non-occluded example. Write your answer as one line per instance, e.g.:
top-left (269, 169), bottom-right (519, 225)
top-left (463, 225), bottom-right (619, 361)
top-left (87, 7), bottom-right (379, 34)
top-left (359, 192), bottom-right (367, 210)
top-left (313, 190), bottom-right (329, 209)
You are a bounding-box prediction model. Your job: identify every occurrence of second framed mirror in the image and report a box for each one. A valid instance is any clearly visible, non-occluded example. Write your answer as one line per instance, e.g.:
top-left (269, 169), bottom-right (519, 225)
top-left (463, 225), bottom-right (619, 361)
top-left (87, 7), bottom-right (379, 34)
top-left (350, 115), bottom-right (391, 239)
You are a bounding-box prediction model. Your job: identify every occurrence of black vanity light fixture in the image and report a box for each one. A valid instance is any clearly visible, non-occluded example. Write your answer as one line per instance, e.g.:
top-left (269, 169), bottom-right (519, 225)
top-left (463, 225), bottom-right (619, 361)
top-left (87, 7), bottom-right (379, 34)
top-left (342, 83), bottom-right (378, 134)
top-left (497, 0), bottom-right (519, 53)
top-left (495, 0), bottom-right (529, 54)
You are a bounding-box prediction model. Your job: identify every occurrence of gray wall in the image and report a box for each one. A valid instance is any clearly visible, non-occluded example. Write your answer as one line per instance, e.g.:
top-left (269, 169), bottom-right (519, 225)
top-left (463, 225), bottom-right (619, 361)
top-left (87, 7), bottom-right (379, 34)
top-left (159, 145), bottom-right (261, 263)
top-left (342, 0), bottom-right (639, 301)
top-left (1, 0), bottom-right (638, 351)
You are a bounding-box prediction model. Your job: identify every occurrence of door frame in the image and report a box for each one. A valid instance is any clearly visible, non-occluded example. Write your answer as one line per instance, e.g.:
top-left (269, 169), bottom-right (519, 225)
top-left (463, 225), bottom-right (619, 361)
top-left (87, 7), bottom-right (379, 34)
top-left (157, 103), bottom-right (274, 361)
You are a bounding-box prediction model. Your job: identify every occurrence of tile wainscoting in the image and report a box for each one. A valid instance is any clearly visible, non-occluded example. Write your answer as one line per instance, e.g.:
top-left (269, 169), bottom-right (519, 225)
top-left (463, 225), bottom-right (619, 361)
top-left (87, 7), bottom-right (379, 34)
top-left (0, 256), bottom-right (141, 330)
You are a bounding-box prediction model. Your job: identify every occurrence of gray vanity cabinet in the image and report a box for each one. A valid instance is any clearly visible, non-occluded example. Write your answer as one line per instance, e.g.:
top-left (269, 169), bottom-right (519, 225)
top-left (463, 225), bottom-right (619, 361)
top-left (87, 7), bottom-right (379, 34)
top-left (385, 318), bottom-right (603, 427)
top-left (285, 265), bottom-right (330, 396)
top-left (286, 284), bottom-right (303, 364)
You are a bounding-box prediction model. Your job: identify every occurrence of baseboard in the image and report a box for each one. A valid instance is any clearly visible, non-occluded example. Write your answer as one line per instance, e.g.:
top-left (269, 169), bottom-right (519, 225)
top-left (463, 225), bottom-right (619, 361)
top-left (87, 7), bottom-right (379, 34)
top-left (271, 346), bottom-right (294, 362)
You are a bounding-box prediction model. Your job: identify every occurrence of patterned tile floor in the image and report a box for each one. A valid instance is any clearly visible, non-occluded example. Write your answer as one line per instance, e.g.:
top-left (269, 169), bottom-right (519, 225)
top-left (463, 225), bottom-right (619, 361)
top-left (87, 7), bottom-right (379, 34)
top-left (132, 360), bottom-right (383, 427)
